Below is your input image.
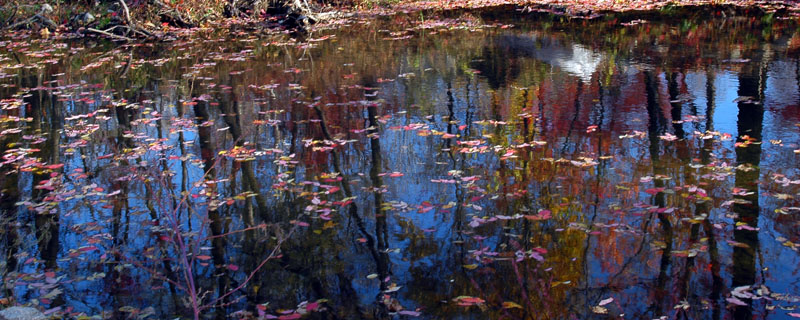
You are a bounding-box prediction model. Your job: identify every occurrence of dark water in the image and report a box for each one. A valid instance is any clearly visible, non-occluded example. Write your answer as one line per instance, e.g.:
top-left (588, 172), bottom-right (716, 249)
top-left (1, 7), bottom-right (800, 319)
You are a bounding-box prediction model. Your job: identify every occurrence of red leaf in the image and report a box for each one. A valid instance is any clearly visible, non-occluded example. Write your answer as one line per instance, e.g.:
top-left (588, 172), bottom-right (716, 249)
top-left (291, 220), bottom-right (310, 227)
top-left (79, 245), bottom-right (98, 252)
top-left (644, 188), bottom-right (664, 195)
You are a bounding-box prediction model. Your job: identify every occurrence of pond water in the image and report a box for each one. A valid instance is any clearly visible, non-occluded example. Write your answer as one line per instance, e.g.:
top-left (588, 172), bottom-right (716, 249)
top-left (1, 7), bottom-right (800, 319)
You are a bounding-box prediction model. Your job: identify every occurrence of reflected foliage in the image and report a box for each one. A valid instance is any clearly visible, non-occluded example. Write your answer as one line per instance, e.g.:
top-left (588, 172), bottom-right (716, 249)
top-left (0, 8), bottom-right (800, 319)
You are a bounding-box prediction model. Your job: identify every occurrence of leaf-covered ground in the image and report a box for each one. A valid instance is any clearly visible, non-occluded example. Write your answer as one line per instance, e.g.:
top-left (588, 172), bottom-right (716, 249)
top-left (358, 0), bottom-right (800, 19)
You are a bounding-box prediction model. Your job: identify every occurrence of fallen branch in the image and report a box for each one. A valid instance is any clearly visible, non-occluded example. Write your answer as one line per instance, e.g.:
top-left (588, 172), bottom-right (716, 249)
top-left (5, 13), bottom-right (56, 30)
top-left (87, 27), bottom-right (134, 41)
top-left (311, 10), bottom-right (348, 22)
top-left (3, 15), bottom-right (31, 30)
top-left (119, 0), bottom-right (134, 28)
top-left (35, 14), bottom-right (56, 29)
top-left (116, 0), bottom-right (155, 38)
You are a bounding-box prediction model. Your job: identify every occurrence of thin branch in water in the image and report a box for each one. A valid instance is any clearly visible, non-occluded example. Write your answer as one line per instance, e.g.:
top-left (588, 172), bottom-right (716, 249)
top-left (87, 27), bottom-right (134, 41)
top-left (203, 223), bottom-right (268, 240)
top-left (200, 224), bottom-right (297, 311)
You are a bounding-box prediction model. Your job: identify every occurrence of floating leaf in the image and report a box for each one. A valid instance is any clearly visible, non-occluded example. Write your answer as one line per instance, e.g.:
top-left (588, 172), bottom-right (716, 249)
top-left (592, 306), bottom-right (608, 314)
top-left (727, 297), bottom-right (747, 306)
top-left (453, 296), bottom-right (485, 306)
top-left (398, 310), bottom-right (421, 316)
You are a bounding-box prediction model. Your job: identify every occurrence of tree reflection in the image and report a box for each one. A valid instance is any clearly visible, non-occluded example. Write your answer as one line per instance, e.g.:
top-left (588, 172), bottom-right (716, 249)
top-left (731, 57), bottom-right (765, 320)
top-left (0, 9), bottom-right (797, 319)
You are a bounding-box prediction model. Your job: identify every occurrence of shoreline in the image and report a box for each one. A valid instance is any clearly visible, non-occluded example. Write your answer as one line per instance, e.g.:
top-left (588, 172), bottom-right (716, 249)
top-left (1, 0), bottom-right (798, 42)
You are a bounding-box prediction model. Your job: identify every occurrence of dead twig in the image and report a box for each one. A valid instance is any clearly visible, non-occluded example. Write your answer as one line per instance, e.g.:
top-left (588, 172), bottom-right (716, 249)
top-left (4, 14), bottom-right (33, 30)
top-left (117, 0), bottom-right (155, 38)
top-left (5, 15), bottom-right (55, 31)
top-left (87, 27), bottom-right (134, 41)
top-left (117, 48), bottom-right (134, 78)
top-left (129, 26), bottom-right (153, 38)
top-left (118, 0), bottom-right (134, 27)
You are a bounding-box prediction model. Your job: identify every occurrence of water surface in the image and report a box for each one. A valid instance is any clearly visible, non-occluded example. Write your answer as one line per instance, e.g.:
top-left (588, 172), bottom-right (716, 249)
top-left (1, 8), bottom-right (800, 319)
